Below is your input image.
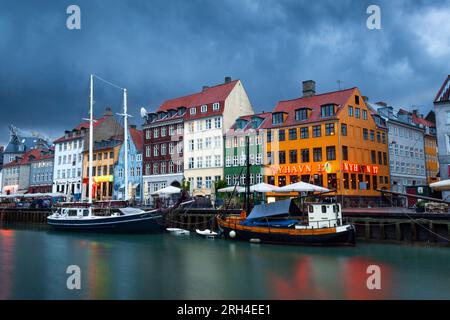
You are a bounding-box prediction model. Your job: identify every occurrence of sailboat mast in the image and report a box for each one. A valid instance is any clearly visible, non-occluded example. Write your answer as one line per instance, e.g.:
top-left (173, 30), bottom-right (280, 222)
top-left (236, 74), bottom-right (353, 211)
top-left (88, 74), bottom-right (94, 205)
top-left (123, 88), bottom-right (129, 202)
top-left (246, 135), bottom-right (251, 214)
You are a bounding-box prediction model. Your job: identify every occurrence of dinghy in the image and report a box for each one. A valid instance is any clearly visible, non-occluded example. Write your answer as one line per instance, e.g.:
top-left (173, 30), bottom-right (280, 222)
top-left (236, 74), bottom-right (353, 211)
top-left (196, 229), bottom-right (219, 238)
top-left (166, 228), bottom-right (190, 235)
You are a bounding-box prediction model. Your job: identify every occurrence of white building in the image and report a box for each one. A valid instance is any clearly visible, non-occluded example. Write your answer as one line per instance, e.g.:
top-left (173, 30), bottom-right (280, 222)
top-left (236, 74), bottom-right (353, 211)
top-left (52, 125), bottom-right (87, 201)
top-left (183, 77), bottom-right (254, 196)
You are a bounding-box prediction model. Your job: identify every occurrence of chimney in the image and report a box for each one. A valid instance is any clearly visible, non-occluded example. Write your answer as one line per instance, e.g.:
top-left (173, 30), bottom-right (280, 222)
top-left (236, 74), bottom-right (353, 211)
top-left (104, 107), bottom-right (113, 117)
top-left (302, 80), bottom-right (316, 98)
top-left (130, 124), bottom-right (137, 129)
top-left (202, 86), bottom-right (209, 92)
top-left (224, 76), bottom-right (232, 84)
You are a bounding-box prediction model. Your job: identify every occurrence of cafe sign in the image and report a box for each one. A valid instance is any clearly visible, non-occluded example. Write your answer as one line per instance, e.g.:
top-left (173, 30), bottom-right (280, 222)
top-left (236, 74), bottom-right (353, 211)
top-left (270, 162), bottom-right (332, 175)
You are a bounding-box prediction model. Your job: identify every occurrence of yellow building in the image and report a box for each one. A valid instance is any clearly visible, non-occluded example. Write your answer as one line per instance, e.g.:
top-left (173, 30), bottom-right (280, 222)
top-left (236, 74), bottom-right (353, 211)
top-left (263, 81), bottom-right (390, 206)
top-left (82, 138), bottom-right (122, 201)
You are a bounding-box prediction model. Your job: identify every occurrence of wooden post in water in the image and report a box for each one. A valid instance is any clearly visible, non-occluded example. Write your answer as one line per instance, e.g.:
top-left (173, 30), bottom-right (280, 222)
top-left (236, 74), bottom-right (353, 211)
top-left (396, 223), bottom-right (402, 241)
top-left (365, 221), bottom-right (371, 240)
top-left (379, 222), bottom-right (385, 240)
top-left (429, 222), bottom-right (436, 242)
top-left (411, 222), bottom-right (417, 241)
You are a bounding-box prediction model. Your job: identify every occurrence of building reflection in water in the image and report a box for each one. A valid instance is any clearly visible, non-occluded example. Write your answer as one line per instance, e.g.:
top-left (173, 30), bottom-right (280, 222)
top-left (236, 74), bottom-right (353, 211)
top-left (269, 255), bottom-right (391, 299)
top-left (0, 229), bottom-right (15, 299)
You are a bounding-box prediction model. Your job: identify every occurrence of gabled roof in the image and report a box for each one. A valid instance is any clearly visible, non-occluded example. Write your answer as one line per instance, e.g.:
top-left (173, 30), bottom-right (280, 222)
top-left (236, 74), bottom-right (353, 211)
top-left (435, 75), bottom-right (450, 103)
top-left (4, 136), bottom-right (49, 154)
top-left (129, 127), bottom-right (143, 153)
top-left (227, 112), bottom-right (272, 135)
top-left (263, 87), bottom-right (356, 129)
top-left (156, 80), bottom-right (239, 122)
top-left (53, 117), bottom-right (108, 144)
top-left (412, 113), bottom-right (435, 128)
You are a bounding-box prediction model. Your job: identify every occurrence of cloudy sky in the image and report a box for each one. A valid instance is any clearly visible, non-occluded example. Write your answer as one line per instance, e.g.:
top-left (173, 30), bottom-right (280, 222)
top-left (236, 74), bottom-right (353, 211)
top-left (1, 0), bottom-right (450, 146)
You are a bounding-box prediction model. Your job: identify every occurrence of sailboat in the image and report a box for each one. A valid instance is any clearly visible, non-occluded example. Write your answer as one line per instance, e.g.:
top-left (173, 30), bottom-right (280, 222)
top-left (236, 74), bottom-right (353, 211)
top-left (47, 75), bottom-right (189, 233)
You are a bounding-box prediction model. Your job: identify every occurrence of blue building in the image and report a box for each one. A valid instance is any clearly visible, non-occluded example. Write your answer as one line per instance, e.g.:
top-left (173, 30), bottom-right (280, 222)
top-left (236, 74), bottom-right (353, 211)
top-left (113, 126), bottom-right (143, 202)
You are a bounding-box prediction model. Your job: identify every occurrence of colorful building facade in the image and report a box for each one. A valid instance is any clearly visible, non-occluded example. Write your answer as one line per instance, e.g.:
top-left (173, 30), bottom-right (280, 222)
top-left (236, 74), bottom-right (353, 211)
top-left (263, 81), bottom-right (390, 206)
top-left (113, 126), bottom-right (143, 202)
top-left (224, 113), bottom-right (270, 187)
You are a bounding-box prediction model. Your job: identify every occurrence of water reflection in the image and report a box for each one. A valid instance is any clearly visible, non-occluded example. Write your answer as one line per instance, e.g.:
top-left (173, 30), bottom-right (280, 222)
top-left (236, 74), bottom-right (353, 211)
top-left (0, 226), bottom-right (449, 299)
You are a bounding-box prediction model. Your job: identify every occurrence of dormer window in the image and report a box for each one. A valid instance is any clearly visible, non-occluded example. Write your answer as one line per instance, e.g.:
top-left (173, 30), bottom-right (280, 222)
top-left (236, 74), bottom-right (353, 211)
top-left (213, 103), bottom-right (220, 111)
top-left (190, 107), bottom-right (196, 115)
top-left (178, 107), bottom-right (186, 116)
top-left (295, 108), bottom-right (309, 121)
top-left (201, 105), bottom-right (208, 113)
top-left (321, 104), bottom-right (335, 118)
top-left (272, 112), bottom-right (285, 125)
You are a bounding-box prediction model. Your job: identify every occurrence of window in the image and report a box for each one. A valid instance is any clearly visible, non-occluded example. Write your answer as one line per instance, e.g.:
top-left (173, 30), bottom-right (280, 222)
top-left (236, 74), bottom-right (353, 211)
top-left (301, 149), bottom-right (310, 162)
top-left (377, 131), bottom-right (381, 143)
top-left (205, 137), bottom-right (212, 149)
top-left (190, 107), bottom-right (196, 115)
top-left (341, 124), bottom-right (347, 136)
top-left (160, 162), bottom-right (166, 174)
top-left (177, 124), bottom-right (183, 134)
top-left (383, 152), bottom-right (387, 165)
top-left (326, 146), bottom-right (336, 161)
top-left (161, 127), bottom-right (166, 137)
top-left (355, 108), bottom-right (360, 118)
top-left (154, 145), bottom-right (159, 156)
top-left (213, 103), bottom-right (220, 110)
top-left (381, 133), bottom-right (386, 144)
top-left (289, 128), bottom-right (297, 140)
top-left (325, 123), bottom-right (335, 136)
top-left (342, 146), bottom-right (348, 161)
top-left (371, 150), bottom-right (376, 164)
top-left (363, 128), bottom-right (368, 140)
top-left (272, 113), bottom-right (284, 124)
top-left (278, 130), bottom-right (285, 141)
top-left (289, 150), bottom-right (297, 163)
top-left (267, 130), bottom-right (272, 142)
top-left (188, 157), bottom-right (194, 169)
top-left (351, 174), bottom-right (357, 189)
top-left (343, 173), bottom-right (349, 189)
top-left (206, 119), bottom-right (212, 129)
top-left (214, 117), bottom-right (222, 128)
top-left (378, 151), bottom-right (382, 165)
top-left (189, 140), bottom-right (194, 151)
top-left (278, 176), bottom-right (287, 187)
top-left (295, 108), bottom-right (308, 121)
top-left (214, 136), bottom-right (221, 148)
top-left (370, 130), bottom-right (375, 141)
top-left (355, 95), bottom-right (360, 105)
top-left (197, 138), bottom-right (203, 150)
top-left (363, 109), bottom-right (367, 120)
top-left (348, 106), bottom-right (353, 117)
top-left (313, 148), bottom-right (322, 162)
top-left (214, 155), bottom-right (221, 167)
top-left (279, 151), bottom-right (286, 164)
top-left (188, 122), bottom-right (194, 133)
top-left (169, 125), bottom-right (175, 136)
top-left (201, 105), bottom-right (207, 113)
top-left (169, 143), bottom-right (174, 154)
top-left (154, 128), bottom-right (159, 138)
top-left (196, 177), bottom-right (203, 189)
top-left (267, 152), bottom-right (274, 165)
top-left (160, 144), bottom-right (166, 155)
top-left (300, 127), bottom-right (309, 139)
top-left (205, 156), bottom-right (212, 168)
top-left (312, 125), bottom-right (322, 137)
top-left (321, 104), bottom-right (335, 118)
top-left (205, 176), bottom-right (212, 189)
top-left (196, 157), bottom-right (203, 168)
top-left (256, 153), bottom-right (262, 165)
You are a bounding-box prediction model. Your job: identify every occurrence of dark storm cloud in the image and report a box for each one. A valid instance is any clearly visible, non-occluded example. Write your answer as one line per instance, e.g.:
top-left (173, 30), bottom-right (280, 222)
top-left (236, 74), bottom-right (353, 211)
top-left (1, 0), bottom-right (450, 146)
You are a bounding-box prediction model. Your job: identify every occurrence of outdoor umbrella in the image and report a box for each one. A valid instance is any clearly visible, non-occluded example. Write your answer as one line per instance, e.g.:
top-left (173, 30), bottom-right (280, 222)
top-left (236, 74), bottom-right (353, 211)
top-left (151, 185), bottom-right (181, 196)
top-left (217, 186), bottom-right (244, 193)
top-left (277, 181), bottom-right (330, 193)
top-left (430, 180), bottom-right (450, 191)
top-left (237, 182), bottom-right (281, 193)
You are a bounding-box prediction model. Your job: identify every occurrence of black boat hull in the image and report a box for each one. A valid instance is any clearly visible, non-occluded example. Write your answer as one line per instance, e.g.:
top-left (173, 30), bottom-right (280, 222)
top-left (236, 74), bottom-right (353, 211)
top-left (47, 213), bottom-right (165, 233)
top-left (218, 225), bottom-right (356, 246)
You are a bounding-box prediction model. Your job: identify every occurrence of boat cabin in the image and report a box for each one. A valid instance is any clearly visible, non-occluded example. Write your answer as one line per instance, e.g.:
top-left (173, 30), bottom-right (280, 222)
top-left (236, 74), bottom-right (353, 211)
top-left (296, 203), bottom-right (342, 229)
top-left (53, 207), bottom-right (92, 218)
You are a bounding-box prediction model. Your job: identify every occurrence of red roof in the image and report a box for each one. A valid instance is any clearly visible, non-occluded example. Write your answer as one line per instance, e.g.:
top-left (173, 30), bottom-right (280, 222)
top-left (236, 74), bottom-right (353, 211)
top-left (227, 112), bottom-right (272, 134)
top-left (129, 127), bottom-right (143, 153)
top-left (157, 80), bottom-right (239, 121)
top-left (53, 117), bottom-right (108, 144)
top-left (435, 75), bottom-right (450, 103)
top-left (3, 148), bottom-right (53, 168)
top-left (412, 113), bottom-right (435, 128)
top-left (263, 87), bottom-right (356, 129)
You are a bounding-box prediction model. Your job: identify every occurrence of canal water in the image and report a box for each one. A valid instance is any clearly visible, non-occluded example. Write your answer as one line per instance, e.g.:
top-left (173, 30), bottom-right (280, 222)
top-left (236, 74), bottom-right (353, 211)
top-left (0, 224), bottom-right (449, 299)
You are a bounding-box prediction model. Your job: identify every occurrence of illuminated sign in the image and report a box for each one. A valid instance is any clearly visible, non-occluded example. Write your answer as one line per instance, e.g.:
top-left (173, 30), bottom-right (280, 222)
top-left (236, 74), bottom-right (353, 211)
top-left (94, 175), bottom-right (114, 183)
top-left (342, 162), bottom-right (379, 174)
top-left (270, 164), bottom-right (312, 175)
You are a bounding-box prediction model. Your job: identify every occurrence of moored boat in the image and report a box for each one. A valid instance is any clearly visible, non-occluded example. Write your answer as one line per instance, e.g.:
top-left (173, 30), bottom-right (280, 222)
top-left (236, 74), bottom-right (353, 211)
top-left (216, 198), bottom-right (356, 246)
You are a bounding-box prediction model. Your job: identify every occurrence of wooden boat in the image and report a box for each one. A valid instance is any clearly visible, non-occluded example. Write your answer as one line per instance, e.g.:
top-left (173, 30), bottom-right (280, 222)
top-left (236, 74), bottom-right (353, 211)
top-left (216, 199), bottom-right (356, 246)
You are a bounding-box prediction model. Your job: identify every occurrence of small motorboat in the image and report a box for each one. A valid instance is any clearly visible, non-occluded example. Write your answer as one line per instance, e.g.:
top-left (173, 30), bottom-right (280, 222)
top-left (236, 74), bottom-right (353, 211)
top-left (196, 229), bottom-right (219, 238)
top-left (166, 228), bottom-right (190, 235)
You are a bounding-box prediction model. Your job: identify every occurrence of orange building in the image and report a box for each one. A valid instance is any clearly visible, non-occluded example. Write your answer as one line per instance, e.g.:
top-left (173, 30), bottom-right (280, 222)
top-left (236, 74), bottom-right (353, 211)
top-left (412, 112), bottom-right (439, 184)
top-left (263, 81), bottom-right (390, 206)
top-left (82, 138), bottom-right (122, 201)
